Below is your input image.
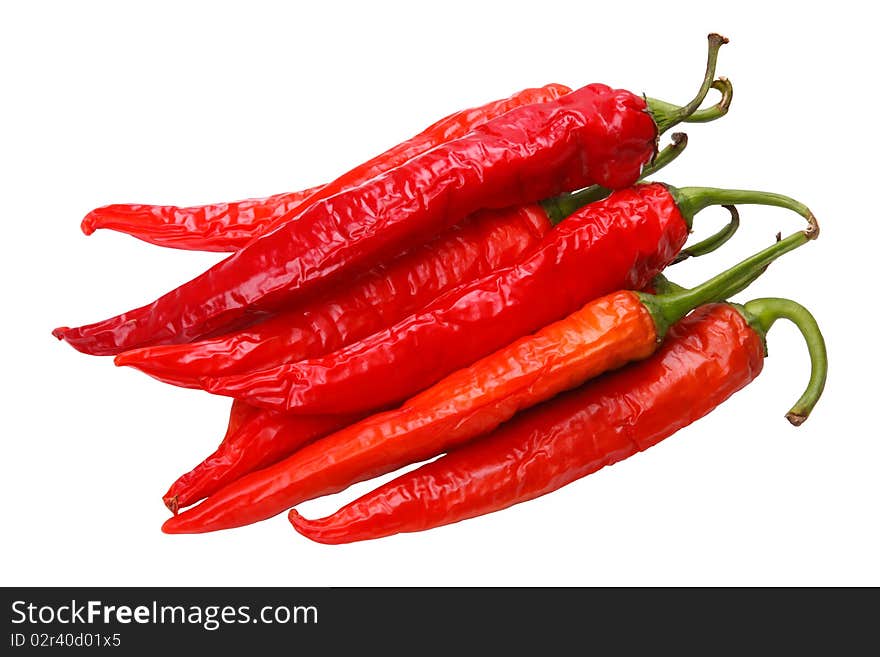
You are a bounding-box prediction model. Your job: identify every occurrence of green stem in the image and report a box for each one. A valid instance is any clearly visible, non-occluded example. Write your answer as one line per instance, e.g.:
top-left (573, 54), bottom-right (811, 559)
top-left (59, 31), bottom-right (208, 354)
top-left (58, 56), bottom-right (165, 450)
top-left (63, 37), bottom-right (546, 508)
top-left (717, 264), bottom-right (768, 300)
top-left (646, 33), bottom-right (728, 133)
top-left (672, 204), bottom-right (740, 264)
top-left (640, 133), bottom-right (689, 179)
top-left (542, 133), bottom-right (688, 224)
top-left (740, 298), bottom-right (827, 426)
top-left (648, 77), bottom-right (733, 125)
top-left (682, 77), bottom-right (733, 123)
top-left (639, 230), bottom-right (813, 339)
top-left (650, 275), bottom-right (686, 295)
top-left (653, 261), bottom-right (765, 302)
top-left (668, 185), bottom-right (820, 238)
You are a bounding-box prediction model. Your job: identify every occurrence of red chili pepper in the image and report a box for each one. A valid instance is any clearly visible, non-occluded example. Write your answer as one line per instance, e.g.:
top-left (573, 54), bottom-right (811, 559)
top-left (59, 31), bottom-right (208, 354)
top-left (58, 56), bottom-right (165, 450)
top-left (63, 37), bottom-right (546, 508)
top-left (288, 299), bottom-right (827, 544)
top-left (158, 141), bottom-right (739, 513)
top-left (161, 227), bottom-right (815, 534)
top-left (115, 204), bottom-right (553, 387)
top-left (77, 76), bottom-right (731, 254)
top-left (151, 191), bottom-right (609, 509)
top-left (112, 136), bottom-right (693, 388)
top-left (201, 183), bottom-right (815, 414)
top-left (144, 142), bottom-right (738, 513)
top-left (163, 407), bottom-right (360, 513)
top-left (164, 200), bottom-right (742, 514)
top-left (79, 86), bottom-right (572, 252)
top-left (165, 399), bottom-right (256, 511)
top-left (165, 399), bottom-right (265, 509)
top-left (81, 185), bottom-right (325, 253)
top-left (54, 36), bottom-right (726, 356)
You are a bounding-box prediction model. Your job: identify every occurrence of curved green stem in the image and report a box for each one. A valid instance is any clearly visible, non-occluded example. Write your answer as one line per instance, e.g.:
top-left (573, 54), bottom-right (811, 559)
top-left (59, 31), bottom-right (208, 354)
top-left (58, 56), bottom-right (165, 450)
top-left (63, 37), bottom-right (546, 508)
top-left (644, 132), bottom-right (689, 178)
top-left (647, 77), bottom-right (733, 125)
top-left (646, 33), bottom-right (728, 133)
top-left (542, 133), bottom-right (688, 224)
top-left (668, 185), bottom-right (820, 238)
top-left (639, 229), bottom-right (813, 339)
top-left (741, 298), bottom-right (827, 426)
top-left (682, 77), bottom-right (733, 123)
top-left (672, 204), bottom-right (740, 264)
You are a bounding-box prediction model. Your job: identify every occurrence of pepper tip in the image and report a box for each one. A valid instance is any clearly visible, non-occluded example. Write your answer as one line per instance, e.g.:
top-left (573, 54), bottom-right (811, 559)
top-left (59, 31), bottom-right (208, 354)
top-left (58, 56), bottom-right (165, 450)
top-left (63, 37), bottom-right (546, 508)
top-left (288, 509), bottom-right (319, 539)
top-left (80, 215), bottom-right (97, 236)
top-left (164, 494), bottom-right (179, 515)
top-left (161, 515), bottom-right (181, 534)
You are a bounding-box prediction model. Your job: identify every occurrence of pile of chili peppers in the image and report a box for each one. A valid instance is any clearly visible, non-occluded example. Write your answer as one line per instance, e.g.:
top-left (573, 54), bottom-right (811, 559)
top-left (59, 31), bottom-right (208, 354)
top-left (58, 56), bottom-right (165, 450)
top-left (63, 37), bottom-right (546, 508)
top-left (55, 34), bottom-right (828, 544)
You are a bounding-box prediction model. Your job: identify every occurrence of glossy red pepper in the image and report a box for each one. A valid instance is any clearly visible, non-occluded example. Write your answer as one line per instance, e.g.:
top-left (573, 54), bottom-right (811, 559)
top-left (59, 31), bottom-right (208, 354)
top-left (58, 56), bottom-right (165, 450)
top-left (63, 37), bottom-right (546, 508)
top-left (163, 407), bottom-right (360, 513)
top-left (80, 86), bottom-right (572, 252)
top-left (162, 228), bottom-right (815, 534)
top-left (161, 398), bottom-right (262, 512)
top-left (160, 140), bottom-right (729, 511)
top-left (54, 37), bottom-right (726, 356)
top-left (82, 185), bottom-right (325, 252)
top-left (289, 299), bottom-right (827, 544)
top-left (81, 77), bottom-right (731, 256)
top-left (114, 204), bottom-right (553, 387)
top-left (166, 182), bottom-right (747, 514)
top-left (201, 183), bottom-right (816, 414)
top-left (112, 136), bottom-right (693, 388)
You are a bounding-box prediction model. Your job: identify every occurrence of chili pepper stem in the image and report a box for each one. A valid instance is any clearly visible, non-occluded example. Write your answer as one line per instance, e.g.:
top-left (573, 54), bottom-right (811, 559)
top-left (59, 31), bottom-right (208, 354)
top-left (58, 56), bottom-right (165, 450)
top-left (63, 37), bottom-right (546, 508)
top-left (672, 204), bottom-right (740, 264)
top-left (647, 132), bottom-right (689, 173)
top-left (646, 33), bottom-right (728, 133)
top-left (740, 298), bottom-right (828, 425)
top-left (681, 77), bottom-right (732, 123)
top-left (640, 228), bottom-right (815, 339)
top-left (653, 260), bottom-right (767, 304)
top-left (668, 185), bottom-right (820, 238)
top-left (650, 275), bottom-right (686, 296)
top-left (543, 133), bottom-right (688, 223)
top-left (647, 77), bottom-right (733, 127)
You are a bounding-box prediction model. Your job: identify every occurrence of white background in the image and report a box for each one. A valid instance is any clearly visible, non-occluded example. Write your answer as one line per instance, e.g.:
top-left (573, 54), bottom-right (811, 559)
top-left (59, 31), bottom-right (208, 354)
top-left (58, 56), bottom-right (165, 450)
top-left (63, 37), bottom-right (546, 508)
top-left (2, 1), bottom-right (877, 586)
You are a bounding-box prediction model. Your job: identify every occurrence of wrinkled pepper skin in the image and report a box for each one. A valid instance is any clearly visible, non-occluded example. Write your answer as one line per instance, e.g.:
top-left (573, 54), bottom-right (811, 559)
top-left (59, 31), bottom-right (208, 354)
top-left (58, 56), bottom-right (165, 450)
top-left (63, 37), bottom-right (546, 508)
top-left (202, 184), bottom-right (686, 413)
top-left (114, 205), bottom-right (552, 388)
top-left (80, 185), bottom-right (325, 252)
top-left (162, 291), bottom-right (658, 534)
top-left (54, 84), bottom-right (657, 356)
top-left (155, 204), bottom-right (549, 510)
top-left (80, 85), bottom-right (571, 252)
top-left (164, 407), bottom-right (360, 512)
top-left (289, 304), bottom-right (764, 544)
